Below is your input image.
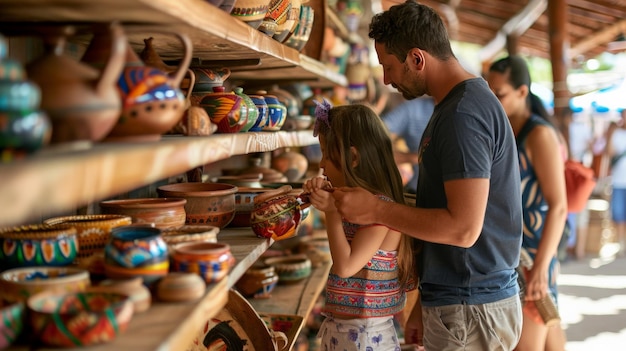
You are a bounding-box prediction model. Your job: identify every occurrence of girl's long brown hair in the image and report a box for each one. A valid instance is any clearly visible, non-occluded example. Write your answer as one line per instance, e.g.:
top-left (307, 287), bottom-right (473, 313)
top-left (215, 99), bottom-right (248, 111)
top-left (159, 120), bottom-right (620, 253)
top-left (317, 104), bottom-right (415, 289)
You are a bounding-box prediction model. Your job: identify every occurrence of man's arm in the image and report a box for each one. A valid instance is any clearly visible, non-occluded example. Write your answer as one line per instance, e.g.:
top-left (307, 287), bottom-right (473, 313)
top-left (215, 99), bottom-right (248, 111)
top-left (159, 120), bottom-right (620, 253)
top-left (332, 177), bottom-right (489, 248)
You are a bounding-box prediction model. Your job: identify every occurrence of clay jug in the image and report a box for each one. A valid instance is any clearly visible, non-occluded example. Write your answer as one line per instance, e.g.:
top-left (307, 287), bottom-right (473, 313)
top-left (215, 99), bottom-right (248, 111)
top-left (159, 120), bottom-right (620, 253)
top-left (82, 25), bottom-right (192, 141)
top-left (197, 86), bottom-right (249, 134)
top-left (250, 185), bottom-right (310, 241)
top-left (26, 24), bottom-right (125, 144)
top-left (234, 87), bottom-right (258, 133)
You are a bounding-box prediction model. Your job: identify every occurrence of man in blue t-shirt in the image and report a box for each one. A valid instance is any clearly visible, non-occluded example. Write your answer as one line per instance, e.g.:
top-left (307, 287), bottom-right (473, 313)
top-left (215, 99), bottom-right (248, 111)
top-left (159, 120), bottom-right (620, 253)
top-left (383, 96), bottom-right (434, 194)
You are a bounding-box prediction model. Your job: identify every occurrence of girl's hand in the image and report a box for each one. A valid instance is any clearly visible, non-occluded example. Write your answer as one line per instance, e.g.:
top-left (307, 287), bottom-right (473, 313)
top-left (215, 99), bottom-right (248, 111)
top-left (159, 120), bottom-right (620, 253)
top-left (303, 177), bottom-right (335, 212)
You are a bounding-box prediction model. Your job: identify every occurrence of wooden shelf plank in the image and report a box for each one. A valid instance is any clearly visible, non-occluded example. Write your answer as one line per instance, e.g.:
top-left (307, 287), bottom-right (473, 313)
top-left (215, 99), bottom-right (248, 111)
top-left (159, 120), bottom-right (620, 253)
top-left (0, 131), bottom-right (317, 227)
top-left (0, 0), bottom-right (346, 87)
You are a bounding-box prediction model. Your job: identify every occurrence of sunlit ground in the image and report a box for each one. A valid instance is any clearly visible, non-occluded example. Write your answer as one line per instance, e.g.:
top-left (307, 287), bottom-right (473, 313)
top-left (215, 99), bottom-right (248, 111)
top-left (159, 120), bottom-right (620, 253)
top-left (558, 243), bottom-right (626, 351)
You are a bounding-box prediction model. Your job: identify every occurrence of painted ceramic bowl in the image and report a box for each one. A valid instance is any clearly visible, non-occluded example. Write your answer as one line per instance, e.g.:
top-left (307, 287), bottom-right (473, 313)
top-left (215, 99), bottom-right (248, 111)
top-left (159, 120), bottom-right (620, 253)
top-left (161, 225), bottom-right (219, 245)
top-left (0, 302), bottom-right (24, 350)
top-left (170, 241), bottom-right (235, 283)
top-left (0, 224), bottom-right (78, 269)
top-left (264, 254), bottom-right (311, 284)
top-left (27, 291), bottom-right (133, 347)
top-left (43, 214), bottom-right (132, 263)
top-left (103, 226), bottom-right (168, 285)
top-left (250, 186), bottom-right (308, 241)
top-left (231, 187), bottom-right (275, 227)
top-left (0, 266), bottom-right (90, 304)
top-left (157, 182), bottom-right (238, 228)
top-left (99, 198), bottom-right (187, 229)
top-left (235, 261), bottom-right (278, 299)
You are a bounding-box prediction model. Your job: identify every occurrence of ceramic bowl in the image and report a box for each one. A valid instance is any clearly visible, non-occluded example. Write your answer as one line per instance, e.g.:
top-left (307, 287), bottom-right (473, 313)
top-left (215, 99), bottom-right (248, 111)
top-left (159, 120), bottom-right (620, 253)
top-left (155, 272), bottom-right (206, 302)
top-left (0, 266), bottom-right (90, 304)
top-left (0, 224), bottom-right (79, 269)
top-left (250, 186), bottom-right (307, 241)
top-left (161, 225), bottom-right (219, 245)
top-left (0, 302), bottom-right (25, 350)
top-left (264, 254), bottom-right (311, 284)
top-left (211, 174), bottom-right (263, 188)
top-left (170, 241), bottom-right (235, 283)
top-left (90, 277), bottom-right (151, 313)
top-left (235, 261), bottom-right (278, 299)
top-left (157, 182), bottom-right (238, 228)
top-left (27, 291), bottom-right (133, 347)
top-left (99, 198), bottom-right (187, 229)
top-left (103, 226), bottom-right (168, 285)
top-left (43, 214), bottom-right (132, 263)
top-left (230, 187), bottom-right (275, 227)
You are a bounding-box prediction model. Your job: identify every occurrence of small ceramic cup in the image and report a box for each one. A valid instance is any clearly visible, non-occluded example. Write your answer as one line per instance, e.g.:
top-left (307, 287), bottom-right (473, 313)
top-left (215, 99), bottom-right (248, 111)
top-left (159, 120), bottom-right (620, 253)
top-left (170, 242), bottom-right (235, 283)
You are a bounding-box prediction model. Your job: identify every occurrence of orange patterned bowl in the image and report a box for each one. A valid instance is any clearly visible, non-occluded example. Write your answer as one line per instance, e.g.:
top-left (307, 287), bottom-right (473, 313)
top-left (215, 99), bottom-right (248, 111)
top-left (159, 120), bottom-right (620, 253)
top-left (43, 214), bottom-right (132, 263)
top-left (0, 266), bottom-right (91, 304)
top-left (99, 198), bottom-right (187, 229)
top-left (170, 242), bottom-right (235, 283)
top-left (27, 291), bottom-right (133, 347)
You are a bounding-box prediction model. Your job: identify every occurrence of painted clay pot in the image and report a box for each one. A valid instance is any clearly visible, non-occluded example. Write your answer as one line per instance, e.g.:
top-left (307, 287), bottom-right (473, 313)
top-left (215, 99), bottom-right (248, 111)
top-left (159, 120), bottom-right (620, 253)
top-left (0, 302), bottom-right (24, 349)
top-left (27, 291), bottom-right (133, 347)
top-left (157, 183), bottom-right (238, 228)
top-left (250, 185), bottom-right (309, 241)
top-left (256, 91), bottom-right (286, 131)
top-left (26, 24), bottom-right (125, 144)
top-left (82, 26), bottom-right (191, 141)
top-left (234, 87), bottom-right (258, 133)
top-left (197, 86), bottom-right (249, 134)
top-left (271, 148), bottom-right (309, 182)
top-left (273, 0), bottom-right (300, 43)
top-left (103, 226), bottom-right (168, 285)
top-left (235, 261), bottom-right (278, 298)
top-left (264, 254), bottom-right (311, 284)
top-left (99, 198), bottom-right (187, 230)
top-left (170, 242), bottom-right (235, 283)
top-left (0, 224), bottom-right (79, 269)
top-left (190, 67), bottom-right (231, 93)
top-left (44, 214), bottom-right (132, 263)
top-left (258, 0), bottom-right (291, 36)
top-left (230, 0), bottom-right (270, 29)
top-left (0, 266), bottom-right (90, 304)
top-left (247, 94), bottom-right (270, 132)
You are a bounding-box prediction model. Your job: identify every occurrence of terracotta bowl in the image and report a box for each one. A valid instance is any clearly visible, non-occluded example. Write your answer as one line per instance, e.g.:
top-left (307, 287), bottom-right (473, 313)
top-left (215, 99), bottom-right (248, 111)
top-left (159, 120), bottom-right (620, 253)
top-left (161, 225), bottom-right (219, 245)
top-left (155, 272), bottom-right (206, 302)
top-left (43, 214), bottom-right (132, 263)
top-left (170, 241), bottom-right (235, 283)
top-left (0, 224), bottom-right (79, 269)
top-left (157, 182), bottom-right (238, 228)
top-left (0, 302), bottom-right (25, 349)
top-left (264, 254), bottom-right (311, 284)
top-left (0, 266), bottom-right (91, 304)
top-left (99, 198), bottom-right (187, 229)
top-left (235, 261), bottom-right (278, 299)
top-left (27, 291), bottom-right (133, 347)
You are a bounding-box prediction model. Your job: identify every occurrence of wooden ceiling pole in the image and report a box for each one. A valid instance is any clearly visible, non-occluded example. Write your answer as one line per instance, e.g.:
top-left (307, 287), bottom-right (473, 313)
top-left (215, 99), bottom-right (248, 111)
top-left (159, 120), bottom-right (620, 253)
top-left (548, 0), bottom-right (570, 143)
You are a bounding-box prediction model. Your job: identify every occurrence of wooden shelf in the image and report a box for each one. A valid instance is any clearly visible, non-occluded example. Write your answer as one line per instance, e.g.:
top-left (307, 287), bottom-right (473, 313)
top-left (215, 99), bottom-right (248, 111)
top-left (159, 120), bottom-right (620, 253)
top-left (0, 0), bottom-right (347, 87)
top-left (0, 131), bottom-right (318, 227)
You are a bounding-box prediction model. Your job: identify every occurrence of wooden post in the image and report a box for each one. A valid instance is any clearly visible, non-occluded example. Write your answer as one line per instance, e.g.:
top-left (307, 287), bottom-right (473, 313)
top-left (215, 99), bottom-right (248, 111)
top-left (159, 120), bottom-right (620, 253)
top-left (548, 0), bottom-right (570, 146)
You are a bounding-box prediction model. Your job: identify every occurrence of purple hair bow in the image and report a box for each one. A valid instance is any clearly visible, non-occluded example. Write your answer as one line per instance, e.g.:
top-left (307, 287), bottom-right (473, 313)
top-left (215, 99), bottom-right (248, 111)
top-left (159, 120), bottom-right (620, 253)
top-left (313, 98), bottom-right (333, 137)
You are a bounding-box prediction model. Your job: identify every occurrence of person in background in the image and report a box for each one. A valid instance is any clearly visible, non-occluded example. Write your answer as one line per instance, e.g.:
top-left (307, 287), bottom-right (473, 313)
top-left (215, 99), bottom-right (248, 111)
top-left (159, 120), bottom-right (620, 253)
top-left (487, 55), bottom-right (568, 351)
top-left (330, 1), bottom-right (524, 350)
top-left (303, 101), bottom-right (416, 351)
top-left (606, 108), bottom-right (626, 256)
top-left (382, 95), bottom-right (434, 194)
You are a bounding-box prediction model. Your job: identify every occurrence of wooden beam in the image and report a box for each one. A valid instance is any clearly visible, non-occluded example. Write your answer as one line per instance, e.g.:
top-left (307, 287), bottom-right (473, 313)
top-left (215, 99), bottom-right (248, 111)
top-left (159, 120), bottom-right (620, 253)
top-left (478, 0), bottom-right (547, 62)
top-left (569, 19), bottom-right (626, 59)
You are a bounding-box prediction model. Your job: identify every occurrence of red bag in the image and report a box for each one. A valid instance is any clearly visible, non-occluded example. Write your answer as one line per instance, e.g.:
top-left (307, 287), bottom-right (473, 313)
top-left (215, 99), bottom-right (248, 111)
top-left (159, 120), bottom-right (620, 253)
top-left (564, 160), bottom-right (596, 212)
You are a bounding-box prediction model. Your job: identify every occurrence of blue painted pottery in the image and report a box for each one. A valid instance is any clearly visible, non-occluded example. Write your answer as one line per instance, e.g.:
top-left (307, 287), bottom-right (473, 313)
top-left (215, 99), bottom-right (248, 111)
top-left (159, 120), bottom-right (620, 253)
top-left (0, 225), bottom-right (78, 269)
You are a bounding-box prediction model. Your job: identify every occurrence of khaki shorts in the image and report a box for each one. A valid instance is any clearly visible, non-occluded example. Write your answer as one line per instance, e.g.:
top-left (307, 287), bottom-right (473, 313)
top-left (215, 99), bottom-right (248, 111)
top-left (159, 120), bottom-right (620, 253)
top-left (422, 295), bottom-right (522, 351)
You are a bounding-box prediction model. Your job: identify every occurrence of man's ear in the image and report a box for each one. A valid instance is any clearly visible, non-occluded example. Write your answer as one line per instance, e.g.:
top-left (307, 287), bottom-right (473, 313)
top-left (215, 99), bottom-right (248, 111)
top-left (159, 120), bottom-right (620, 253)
top-left (350, 146), bottom-right (360, 168)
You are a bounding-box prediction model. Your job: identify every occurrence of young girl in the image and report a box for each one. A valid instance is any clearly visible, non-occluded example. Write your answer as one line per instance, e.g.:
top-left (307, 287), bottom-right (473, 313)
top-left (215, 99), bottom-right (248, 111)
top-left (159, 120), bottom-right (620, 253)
top-left (302, 100), bottom-right (415, 351)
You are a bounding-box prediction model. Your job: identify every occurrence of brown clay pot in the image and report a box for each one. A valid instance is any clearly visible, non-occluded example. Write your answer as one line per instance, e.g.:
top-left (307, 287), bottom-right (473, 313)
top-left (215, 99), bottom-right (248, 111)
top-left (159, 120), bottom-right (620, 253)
top-left (235, 261), bottom-right (279, 299)
top-left (271, 148), bottom-right (308, 182)
top-left (99, 198), bottom-right (187, 229)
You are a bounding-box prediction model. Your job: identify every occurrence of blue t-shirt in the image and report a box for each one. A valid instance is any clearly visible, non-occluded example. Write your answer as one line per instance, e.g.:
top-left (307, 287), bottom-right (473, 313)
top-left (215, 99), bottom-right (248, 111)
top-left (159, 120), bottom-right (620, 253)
top-left (416, 78), bottom-right (522, 307)
top-left (383, 97), bottom-right (434, 192)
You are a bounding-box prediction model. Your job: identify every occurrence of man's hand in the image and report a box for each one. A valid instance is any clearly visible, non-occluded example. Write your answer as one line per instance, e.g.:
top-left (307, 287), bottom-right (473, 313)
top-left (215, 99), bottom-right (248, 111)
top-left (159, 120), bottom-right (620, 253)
top-left (331, 187), bottom-right (379, 225)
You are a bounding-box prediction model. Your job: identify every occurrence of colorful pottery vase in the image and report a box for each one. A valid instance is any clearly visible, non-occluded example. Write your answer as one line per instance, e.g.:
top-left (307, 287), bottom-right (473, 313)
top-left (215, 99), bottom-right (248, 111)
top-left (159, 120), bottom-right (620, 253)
top-left (247, 93), bottom-right (270, 132)
top-left (250, 186), bottom-right (309, 241)
top-left (27, 291), bottom-right (133, 347)
top-left (81, 25), bottom-right (191, 141)
top-left (26, 24), bottom-right (125, 144)
top-left (44, 214), bottom-right (132, 263)
top-left (234, 87), bottom-right (258, 133)
top-left (197, 86), bottom-right (249, 134)
top-left (104, 226), bottom-right (169, 285)
top-left (230, 0), bottom-right (270, 29)
top-left (170, 242), bottom-right (235, 283)
top-left (256, 91), bottom-right (286, 131)
top-left (0, 224), bottom-right (79, 269)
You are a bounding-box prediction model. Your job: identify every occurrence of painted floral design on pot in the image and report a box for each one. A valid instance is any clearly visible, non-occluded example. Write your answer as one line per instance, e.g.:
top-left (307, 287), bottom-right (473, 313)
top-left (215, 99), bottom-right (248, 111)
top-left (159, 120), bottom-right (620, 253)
top-left (0, 224), bottom-right (78, 269)
top-left (250, 185), bottom-right (309, 241)
top-left (170, 242), bottom-right (235, 283)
